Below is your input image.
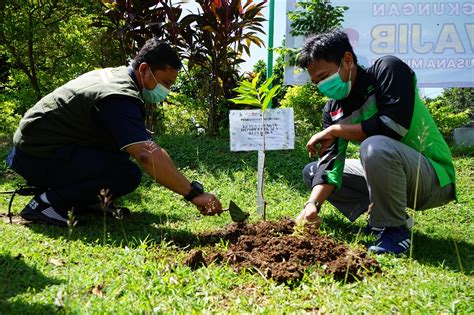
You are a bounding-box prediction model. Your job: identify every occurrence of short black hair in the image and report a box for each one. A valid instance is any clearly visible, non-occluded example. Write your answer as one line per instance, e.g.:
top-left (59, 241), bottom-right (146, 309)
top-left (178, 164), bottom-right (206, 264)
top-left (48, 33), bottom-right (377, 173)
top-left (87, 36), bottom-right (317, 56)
top-left (132, 38), bottom-right (182, 71)
top-left (298, 29), bottom-right (358, 68)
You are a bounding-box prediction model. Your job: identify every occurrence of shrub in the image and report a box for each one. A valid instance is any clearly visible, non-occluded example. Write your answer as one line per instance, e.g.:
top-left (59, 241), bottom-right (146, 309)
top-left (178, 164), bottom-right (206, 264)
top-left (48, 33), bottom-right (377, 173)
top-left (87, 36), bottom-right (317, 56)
top-left (280, 83), bottom-right (327, 138)
top-left (425, 98), bottom-right (471, 140)
top-left (160, 93), bottom-right (208, 135)
top-left (0, 96), bottom-right (20, 134)
top-left (441, 88), bottom-right (474, 115)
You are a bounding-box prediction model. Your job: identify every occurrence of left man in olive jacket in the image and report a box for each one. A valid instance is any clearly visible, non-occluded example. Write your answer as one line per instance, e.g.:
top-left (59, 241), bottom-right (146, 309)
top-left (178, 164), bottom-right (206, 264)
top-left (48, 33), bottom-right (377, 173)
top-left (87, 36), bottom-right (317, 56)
top-left (7, 38), bottom-right (223, 226)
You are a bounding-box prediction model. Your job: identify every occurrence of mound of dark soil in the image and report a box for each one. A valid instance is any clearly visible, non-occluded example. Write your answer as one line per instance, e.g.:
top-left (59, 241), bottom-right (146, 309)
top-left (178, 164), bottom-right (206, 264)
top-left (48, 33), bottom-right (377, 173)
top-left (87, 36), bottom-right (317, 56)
top-left (183, 218), bottom-right (381, 283)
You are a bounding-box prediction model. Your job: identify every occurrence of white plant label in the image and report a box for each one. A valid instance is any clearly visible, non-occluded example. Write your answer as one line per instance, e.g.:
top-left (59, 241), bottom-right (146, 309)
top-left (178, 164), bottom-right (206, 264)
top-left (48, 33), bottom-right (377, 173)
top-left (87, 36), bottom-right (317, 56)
top-left (229, 108), bottom-right (295, 152)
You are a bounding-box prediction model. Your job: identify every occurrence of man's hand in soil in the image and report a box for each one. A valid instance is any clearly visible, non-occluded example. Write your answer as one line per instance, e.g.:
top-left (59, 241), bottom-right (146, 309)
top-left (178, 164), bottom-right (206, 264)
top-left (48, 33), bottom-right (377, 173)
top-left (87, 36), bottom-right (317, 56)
top-left (296, 202), bottom-right (322, 227)
top-left (192, 193), bottom-right (223, 216)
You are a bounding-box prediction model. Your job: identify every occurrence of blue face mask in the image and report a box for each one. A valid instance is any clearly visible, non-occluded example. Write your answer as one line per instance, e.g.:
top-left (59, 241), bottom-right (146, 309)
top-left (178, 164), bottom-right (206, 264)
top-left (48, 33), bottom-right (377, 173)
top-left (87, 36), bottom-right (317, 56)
top-left (141, 67), bottom-right (170, 105)
top-left (317, 60), bottom-right (352, 100)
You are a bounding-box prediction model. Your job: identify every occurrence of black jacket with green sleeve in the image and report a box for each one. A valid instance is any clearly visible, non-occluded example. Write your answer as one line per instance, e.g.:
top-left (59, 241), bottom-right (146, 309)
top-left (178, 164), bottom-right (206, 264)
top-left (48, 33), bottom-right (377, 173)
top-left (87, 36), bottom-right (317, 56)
top-left (313, 56), bottom-right (456, 197)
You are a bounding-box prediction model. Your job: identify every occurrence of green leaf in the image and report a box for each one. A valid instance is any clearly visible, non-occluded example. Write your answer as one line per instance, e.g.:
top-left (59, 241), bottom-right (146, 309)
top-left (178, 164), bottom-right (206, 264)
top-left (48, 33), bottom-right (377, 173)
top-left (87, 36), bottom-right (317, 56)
top-left (240, 80), bottom-right (255, 90)
top-left (262, 85), bottom-right (281, 112)
top-left (258, 76), bottom-right (275, 94)
top-left (229, 96), bottom-right (260, 107)
top-left (233, 85), bottom-right (257, 97)
top-left (251, 72), bottom-right (260, 89)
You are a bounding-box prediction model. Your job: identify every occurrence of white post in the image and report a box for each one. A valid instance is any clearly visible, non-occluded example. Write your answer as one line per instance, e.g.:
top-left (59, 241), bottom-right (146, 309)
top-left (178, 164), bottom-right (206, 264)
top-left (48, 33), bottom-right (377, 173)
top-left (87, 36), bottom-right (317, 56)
top-left (257, 110), bottom-right (267, 220)
top-left (257, 150), bottom-right (266, 219)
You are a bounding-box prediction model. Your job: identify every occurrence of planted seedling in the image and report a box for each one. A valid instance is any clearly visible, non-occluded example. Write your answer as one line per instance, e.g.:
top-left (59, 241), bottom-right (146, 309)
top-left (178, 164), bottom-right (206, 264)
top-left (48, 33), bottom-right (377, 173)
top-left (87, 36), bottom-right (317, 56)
top-left (229, 73), bottom-right (281, 220)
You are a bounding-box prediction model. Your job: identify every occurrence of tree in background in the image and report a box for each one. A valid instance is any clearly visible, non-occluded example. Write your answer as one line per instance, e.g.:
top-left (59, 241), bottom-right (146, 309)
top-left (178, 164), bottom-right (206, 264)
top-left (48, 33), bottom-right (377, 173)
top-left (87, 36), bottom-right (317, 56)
top-left (182, 0), bottom-right (267, 135)
top-left (280, 83), bottom-right (327, 137)
top-left (265, 1), bottom-right (348, 137)
top-left (94, 0), bottom-right (196, 65)
top-left (95, 0), bottom-right (267, 135)
top-left (94, 0), bottom-right (199, 131)
top-left (288, 0), bottom-right (348, 37)
top-left (0, 0), bottom-right (110, 101)
top-left (0, 0), bottom-right (115, 133)
top-left (159, 63), bottom-right (210, 135)
top-left (424, 97), bottom-right (470, 141)
top-left (440, 88), bottom-right (474, 123)
top-left (280, 0), bottom-right (348, 67)
top-left (0, 54), bottom-right (8, 89)
top-left (421, 88), bottom-right (472, 142)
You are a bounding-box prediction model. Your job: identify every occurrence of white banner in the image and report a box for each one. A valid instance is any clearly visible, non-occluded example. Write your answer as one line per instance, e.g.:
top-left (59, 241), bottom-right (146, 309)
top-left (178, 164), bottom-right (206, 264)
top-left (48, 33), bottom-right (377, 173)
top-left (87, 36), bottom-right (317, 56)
top-left (229, 108), bottom-right (295, 152)
top-left (285, 0), bottom-right (474, 88)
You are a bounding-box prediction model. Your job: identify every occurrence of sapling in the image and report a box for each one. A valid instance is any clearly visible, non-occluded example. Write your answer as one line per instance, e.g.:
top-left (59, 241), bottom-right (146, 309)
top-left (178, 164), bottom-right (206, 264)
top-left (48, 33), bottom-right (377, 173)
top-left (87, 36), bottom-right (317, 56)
top-left (229, 73), bottom-right (280, 220)
top-left (66, 208), bottom-right (77, 302)
top-left (98, 188), bottom-right (111, 246)
top-left (97, 188), bottom-right (130, 245)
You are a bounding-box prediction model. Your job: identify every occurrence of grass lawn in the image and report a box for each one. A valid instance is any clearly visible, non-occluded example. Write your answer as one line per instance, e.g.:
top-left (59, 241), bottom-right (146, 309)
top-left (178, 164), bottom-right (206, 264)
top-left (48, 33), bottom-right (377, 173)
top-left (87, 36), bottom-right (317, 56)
top-left (0, 134), bottom-right (473, 314)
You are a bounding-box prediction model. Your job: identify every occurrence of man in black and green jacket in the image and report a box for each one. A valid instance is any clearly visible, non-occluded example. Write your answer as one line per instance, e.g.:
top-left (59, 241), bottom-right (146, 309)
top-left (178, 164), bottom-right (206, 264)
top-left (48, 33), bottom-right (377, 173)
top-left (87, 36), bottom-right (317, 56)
top-left (7, 38), bottom-right (223, 226)
top-left (296, 30), bottom-right (456, 255)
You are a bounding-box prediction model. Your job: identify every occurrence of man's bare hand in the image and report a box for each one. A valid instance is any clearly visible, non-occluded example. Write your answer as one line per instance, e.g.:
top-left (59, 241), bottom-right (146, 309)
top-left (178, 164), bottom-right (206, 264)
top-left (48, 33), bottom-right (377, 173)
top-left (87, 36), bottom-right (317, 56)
top-left (296, 202), bottom-right (322, 227)
top-left (306, 128), bottom-right (336, 158)
top-left (191, 193), bottom-right (223, 216)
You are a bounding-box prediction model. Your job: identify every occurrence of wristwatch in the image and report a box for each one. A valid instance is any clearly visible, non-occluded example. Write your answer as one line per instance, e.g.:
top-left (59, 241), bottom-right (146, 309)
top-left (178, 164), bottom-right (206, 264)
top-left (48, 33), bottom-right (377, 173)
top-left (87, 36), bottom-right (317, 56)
top-left (303, 200), bottom-right (322, 212)
top-left (184, 181), bottom-right (204, 201)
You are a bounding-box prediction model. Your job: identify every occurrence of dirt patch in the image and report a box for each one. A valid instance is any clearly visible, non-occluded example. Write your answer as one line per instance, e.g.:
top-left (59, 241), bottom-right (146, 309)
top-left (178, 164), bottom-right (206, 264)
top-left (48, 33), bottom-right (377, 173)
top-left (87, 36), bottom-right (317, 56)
top-left (0, 212), bottom-right (31, 225)
top-left (184, 218), bottom-right (381, 283)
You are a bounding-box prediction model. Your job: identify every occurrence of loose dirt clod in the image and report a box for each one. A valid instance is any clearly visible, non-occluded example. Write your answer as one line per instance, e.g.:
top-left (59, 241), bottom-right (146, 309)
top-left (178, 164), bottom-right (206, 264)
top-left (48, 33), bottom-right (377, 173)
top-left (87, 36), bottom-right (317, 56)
top-left (184, 218), bottom-right (381, 283)
top-left (183, 249), bottom-right (207, 270)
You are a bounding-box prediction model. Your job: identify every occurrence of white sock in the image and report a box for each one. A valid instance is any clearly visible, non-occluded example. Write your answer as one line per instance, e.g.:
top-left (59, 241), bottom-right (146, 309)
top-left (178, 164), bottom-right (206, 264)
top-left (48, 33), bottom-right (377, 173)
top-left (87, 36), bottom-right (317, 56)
top-left (39, 192), bottom-right (51, 204)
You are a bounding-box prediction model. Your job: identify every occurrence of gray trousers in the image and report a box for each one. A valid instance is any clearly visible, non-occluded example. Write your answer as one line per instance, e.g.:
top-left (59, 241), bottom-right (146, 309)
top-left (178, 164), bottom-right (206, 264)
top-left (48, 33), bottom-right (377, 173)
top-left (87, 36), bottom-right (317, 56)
top-left (302, 136), bottom-right (454, 227)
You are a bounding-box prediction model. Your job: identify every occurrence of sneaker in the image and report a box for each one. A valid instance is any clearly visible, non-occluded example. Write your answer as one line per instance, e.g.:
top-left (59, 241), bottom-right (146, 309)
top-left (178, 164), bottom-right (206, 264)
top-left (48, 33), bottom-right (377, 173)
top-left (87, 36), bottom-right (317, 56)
top-left (363, 224), bottom-right (385, 236)
top-left (20, 196), bottom-right (71, 227)
top-left (368, 226), bottom-right (411, 255)
top-left (364, 216), bottom-right (414, 236)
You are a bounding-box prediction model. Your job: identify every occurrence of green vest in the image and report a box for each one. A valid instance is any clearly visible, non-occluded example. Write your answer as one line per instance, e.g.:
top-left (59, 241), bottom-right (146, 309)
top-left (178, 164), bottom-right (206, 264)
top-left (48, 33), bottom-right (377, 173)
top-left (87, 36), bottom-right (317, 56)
top-left (13, 66), bottom-right (145, 158)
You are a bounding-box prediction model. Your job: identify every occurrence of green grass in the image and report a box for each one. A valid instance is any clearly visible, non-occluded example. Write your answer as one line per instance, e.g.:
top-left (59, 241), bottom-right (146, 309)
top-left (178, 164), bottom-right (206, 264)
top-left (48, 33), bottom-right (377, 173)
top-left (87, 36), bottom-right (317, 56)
top-left (0, 134), bottom-right (473, 314)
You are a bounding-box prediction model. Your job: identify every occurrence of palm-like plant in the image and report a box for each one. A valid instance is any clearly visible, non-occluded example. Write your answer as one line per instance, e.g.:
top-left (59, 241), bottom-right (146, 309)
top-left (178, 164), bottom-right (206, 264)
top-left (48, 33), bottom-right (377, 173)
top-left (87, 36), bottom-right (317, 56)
top-left (94, 0), bottom-right (194, 62)
top-left (95, 0), bottom-right (267, 135)
top-left (182, 0), bottom-right (267, 135)
top-left (94, 0), bottom-right (198, 131)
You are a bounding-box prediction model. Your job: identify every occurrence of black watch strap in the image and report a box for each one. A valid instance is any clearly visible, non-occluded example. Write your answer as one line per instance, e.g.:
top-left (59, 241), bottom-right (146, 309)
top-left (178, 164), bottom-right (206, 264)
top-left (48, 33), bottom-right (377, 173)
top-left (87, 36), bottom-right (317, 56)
top-left (184, 181), bottom-right (204, 201)
top-left (303, 201), bottom-right (321, 212)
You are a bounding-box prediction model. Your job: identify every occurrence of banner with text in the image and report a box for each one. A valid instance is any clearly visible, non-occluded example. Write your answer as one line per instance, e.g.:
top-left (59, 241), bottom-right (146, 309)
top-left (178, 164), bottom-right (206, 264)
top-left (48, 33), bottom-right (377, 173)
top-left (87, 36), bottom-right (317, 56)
top-left (285, 0), bottom-right (474, 87)
top-left (229, 109), bottom-right (295, 152)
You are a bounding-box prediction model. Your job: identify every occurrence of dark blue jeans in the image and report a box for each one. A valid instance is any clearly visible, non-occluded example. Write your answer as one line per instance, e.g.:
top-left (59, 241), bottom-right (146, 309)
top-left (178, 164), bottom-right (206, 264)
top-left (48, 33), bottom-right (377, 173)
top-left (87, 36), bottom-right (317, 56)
top-left (7, 146), bottom-right (142, 209)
